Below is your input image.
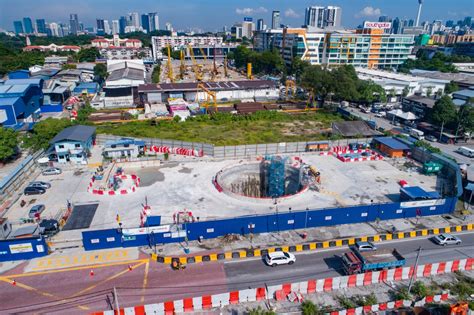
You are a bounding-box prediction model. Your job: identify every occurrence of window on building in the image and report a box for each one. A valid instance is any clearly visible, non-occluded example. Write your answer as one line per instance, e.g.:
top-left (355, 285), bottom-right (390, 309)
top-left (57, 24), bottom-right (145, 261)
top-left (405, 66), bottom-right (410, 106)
top-left (75, 144), bottom-right (81, 148)
top-left (58, 144), bottom-right (64, 149)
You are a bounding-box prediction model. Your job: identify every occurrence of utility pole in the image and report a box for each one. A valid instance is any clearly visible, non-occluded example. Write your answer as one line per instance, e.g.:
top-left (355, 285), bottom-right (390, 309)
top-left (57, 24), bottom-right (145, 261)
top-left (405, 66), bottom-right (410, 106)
top-left (113, 286), bottom-right (120, 313)
top-left (408, 247), bottom-right (422, 294)
top-left (438, 120), bottom-right (445, 142)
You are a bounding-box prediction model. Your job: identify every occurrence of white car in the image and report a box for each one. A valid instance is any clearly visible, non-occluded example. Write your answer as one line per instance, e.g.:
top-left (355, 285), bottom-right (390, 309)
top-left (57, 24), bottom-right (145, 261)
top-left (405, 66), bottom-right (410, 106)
top-left (265, 251), bottom-right (296, 267)
top-left (42, 167), bottom-right (62, 175)
top-left (354, 241), bottom-right (377, 252)
top-left (432, 233), bottom-right (462, 246)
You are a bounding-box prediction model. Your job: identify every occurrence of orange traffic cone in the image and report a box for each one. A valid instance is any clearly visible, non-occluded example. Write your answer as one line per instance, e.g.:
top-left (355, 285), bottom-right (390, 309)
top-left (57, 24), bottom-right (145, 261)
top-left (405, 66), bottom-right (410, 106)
top-left (128, 264), bottom-right (132, 271)
top-left (11, 279), bottom-right (16, 286)
top-left (90, 269), bottom-right (94, 277)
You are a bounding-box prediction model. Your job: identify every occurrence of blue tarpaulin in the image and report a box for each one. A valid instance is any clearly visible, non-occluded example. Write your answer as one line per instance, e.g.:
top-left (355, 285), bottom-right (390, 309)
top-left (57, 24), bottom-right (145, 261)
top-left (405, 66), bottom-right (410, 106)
top-left (400, 186), bottom-right (440, 201)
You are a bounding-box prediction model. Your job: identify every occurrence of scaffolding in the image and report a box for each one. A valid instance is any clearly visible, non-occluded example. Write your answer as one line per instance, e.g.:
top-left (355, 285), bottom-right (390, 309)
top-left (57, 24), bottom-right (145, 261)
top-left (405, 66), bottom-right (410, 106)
top-left (264, 156), bottom-right (287, 198)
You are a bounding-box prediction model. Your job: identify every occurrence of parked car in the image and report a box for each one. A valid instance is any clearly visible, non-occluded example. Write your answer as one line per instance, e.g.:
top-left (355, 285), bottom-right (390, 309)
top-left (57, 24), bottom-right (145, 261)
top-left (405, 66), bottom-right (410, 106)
top-left (264, 251), bottom-right (296, 267)
top-left (39, 219), bottom-right (59, 236)
top-left (28, 181), bottom-right (51, 189)
top-left (28, 204), bottom-right (45, 218)
top-left (354, 241), bottom-right (377, 252)
top-left (375, 112), bottom-right (386, 118)
top-left (432, 233), bottom-right (462, 246)
top-left (425, 135), bottom-right (437, 142)
top-left (24, 186), bottom-right (46, 195)
top-left (42, 167), bottom-right (62, 175)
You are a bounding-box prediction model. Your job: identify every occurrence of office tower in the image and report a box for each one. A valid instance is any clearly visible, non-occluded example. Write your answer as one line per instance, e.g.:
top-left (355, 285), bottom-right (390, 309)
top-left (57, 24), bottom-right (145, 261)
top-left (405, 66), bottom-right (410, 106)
top-left (392, 18), bottom-right (401, 34)
top-left (112, 20), bottom-right (119, 35)
top-left (79, 22), bottom-right (84, 32)
top-left (141, 14), bottom-right (150, 32)
top-left (463, 16), bottom-right (472, 27)
top-left (242, 18), bottom-right (255, 38)
top-left (119, 16), bottom-right (127, 34)
top-left (23, 17), bottom-right (33, 34)
top-left (257, 19), bottom-right (264, 31)
top-left (272, 11), bottom-right (280, 29)
top-left (378, 15), bottom-right (391, 22)
top-left (165, 22), bottom-right (172, 32)
top-left (36, 19), bottom-right (46, 34)
top-left (96, 19), bottom-right (105, 35)
top-left (445, 20), bottom-right (454, 28)
top-left (49, 23), bottom-right (59, 36)
top-left (149, 12), bottom-right (159, 31)
top-left (130, 12), bottom-right (140, 28)
top-left (13, 21), bottom-right (24, 34)
top-left (325, 6), bottom-right (341, 27)
top-left (305, 6), bottom-right (325, 28)
top-left (104, 20), bottom-right (111, 35)
top-left (416, 0), bottom-right (423, 27)
top-left (408, 19), bottom-right (415, 27)
top-left (69, 14), bottom-right (79, 35)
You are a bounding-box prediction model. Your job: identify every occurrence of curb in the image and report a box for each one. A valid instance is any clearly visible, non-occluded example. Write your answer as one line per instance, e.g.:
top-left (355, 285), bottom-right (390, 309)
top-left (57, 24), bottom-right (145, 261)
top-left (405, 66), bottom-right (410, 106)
top-left (91, 258), bottom-right (473, 315)
top-left (154, 223), bottom-right (473, 265)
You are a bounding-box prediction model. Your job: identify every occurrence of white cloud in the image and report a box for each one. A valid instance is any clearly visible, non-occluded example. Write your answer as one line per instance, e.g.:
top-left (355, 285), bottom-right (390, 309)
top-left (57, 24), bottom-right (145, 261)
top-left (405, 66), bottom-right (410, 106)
top-left (284, 8), bottom-right (300, 18)
top-left (355, 6), bottom-right (382, 18)
top-left (235, 7), bottom-right (268, 15)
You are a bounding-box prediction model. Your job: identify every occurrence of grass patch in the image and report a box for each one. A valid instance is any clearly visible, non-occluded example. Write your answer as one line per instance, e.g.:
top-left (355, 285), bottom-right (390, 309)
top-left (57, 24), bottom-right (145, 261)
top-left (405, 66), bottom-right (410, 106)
top-left (95, 110), bottom-right (344, 145)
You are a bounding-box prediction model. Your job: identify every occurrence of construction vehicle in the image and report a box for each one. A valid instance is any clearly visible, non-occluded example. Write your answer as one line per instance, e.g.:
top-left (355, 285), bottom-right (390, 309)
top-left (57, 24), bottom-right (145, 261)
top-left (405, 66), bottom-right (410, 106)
top-left (188, 45), bottom-right (202, 81)
top-left (285, 80), bottom-right (296, 99)
top-left (341, 247), bottom-right (406, 275)
top-left (196, 83), bottom-right (217, 113)
top-left (166, 45), bottom-right (174, 83)
top-left (247, 63), bottom-right (253, 80)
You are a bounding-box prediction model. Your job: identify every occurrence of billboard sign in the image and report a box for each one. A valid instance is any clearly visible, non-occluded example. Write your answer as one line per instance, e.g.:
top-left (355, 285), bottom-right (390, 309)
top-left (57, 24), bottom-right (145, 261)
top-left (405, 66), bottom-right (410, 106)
top-left (122, 225), bottom-right (171, 236)
top-left (9, 243), bottom-right (33, 254)
top-left (364, 21), bottom-right (392, 29)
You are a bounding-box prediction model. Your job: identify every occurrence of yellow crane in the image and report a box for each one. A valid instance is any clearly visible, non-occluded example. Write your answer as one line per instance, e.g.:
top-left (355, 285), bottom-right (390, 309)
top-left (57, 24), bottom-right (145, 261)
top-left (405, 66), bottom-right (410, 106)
top-left (179, 49), bottom-right (186, 80)
top-left (195, 83), bottom-right (217, 113)
top-left (166, 45), bottom-right (174, 83)
top-left (187, 45), bottom-right (202, 81)
top-left (223, 56), bottom-right (228, 78)
top-left (285, 79), bottom-right (296, 99)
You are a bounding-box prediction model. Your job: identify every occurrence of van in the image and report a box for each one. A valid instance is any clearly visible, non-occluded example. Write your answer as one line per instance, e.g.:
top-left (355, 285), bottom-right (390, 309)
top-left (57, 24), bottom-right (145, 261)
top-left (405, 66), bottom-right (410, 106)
top-left (456, 146), bottom-right (474, 158)
top-left (410, 129), bottom-right (425, 140)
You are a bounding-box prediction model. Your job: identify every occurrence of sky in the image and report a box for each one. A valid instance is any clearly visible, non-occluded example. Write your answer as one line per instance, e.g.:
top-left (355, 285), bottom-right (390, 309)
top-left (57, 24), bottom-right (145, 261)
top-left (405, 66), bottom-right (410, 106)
top-left (0, 0), bottom-right (473, 32)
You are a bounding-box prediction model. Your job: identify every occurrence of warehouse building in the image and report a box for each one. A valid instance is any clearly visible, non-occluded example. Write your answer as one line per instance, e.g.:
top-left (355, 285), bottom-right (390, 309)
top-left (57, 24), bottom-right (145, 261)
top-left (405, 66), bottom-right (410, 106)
top-left (372, 137), bottom-right (410, 158)
top-left (138, 80), bottom-right (278, 104)
top-left (103, 60), bottom-right (145, 108)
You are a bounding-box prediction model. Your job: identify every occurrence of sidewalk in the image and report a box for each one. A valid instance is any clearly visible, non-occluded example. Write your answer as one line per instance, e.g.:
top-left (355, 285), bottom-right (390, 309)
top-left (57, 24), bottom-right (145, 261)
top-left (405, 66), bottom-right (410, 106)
top-left (144, 213), bottom-right (474, 258)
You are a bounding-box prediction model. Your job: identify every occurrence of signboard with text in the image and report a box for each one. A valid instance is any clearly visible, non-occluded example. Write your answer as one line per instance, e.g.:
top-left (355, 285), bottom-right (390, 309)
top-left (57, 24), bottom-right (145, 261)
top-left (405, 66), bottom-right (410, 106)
top-left (364, 21), bottom-right (392, 29)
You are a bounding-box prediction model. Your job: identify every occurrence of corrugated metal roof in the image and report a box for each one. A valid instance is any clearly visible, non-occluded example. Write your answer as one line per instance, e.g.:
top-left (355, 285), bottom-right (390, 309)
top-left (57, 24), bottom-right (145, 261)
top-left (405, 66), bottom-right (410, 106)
top-left (50, 125), bottom-right (96, 144)
top-left (374, 137), bottom-right (410, 150)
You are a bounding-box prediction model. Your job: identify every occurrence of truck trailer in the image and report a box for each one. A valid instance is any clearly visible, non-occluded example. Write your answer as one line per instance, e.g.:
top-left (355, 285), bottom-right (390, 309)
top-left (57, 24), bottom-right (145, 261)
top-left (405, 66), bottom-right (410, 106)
top-left (341, 248), bottom-right (406, 275)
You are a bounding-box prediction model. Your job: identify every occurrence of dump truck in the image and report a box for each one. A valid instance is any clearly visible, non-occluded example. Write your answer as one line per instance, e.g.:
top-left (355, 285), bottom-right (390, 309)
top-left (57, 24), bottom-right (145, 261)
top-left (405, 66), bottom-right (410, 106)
top-left (341, 248), bottom-right (406, 275)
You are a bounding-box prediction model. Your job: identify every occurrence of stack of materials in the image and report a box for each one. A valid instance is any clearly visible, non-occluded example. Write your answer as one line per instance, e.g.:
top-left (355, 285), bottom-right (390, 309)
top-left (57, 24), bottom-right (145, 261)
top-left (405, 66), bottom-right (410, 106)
top-left (234, 102), bottom-right (265, 114)
top-left (168, 98), bottom-right (186, 106)
top-left (264, 104), bottom-right (280, 111)
top-left (152, 104), bottom-right (169, 116)
top-left (89, 111), bottom-right (132, 122)
top-left (168, 104), bottom-right (188, 114)
top-left (280, 104), bottom-right (299, 111)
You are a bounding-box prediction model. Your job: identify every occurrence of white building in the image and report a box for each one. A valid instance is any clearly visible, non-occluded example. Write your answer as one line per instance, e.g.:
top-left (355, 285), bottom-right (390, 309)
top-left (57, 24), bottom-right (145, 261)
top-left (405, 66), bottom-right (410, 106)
top-left (149, 12), bottom-right (160, 31)
top-left (99, 47), bottom-right (152, 60)
top-left (49, 23), bottom-right (59, 36)
top-left (104, 60), bottom-right (145, 108)
top-left (103, 20), bottom-right (111, 35)
top-left (304, 6), bottom-right (342, 28)
top-left (355, 67), bottom-right (449, 97)
top-left (151, 35), bottom-right (224, 59)
top-left (130, 12), bottom-right (140, 28)
top-left (91, 35), bottom-right (143, 48)
top-left (111, 20), bottom-right (119, 35)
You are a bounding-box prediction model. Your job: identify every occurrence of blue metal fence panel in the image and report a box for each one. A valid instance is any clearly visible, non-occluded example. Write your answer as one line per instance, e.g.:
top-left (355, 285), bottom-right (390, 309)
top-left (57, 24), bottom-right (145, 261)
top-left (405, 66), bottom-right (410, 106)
top-left (81, 197), bottom-right (457, 251)
top-left (0, 237), bottom-right (48, 262)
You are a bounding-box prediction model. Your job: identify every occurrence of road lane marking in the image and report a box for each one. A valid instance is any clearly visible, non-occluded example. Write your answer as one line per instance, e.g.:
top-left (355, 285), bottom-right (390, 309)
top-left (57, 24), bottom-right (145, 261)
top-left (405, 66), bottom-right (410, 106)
top-left (0, 277), bottom-right (90, 311)
top-left (7, 259), bottom-right (149, 278)
top-left (141, 260), bottom-right (150, 303)
top-left (68, 260), bottom-right (147, 299)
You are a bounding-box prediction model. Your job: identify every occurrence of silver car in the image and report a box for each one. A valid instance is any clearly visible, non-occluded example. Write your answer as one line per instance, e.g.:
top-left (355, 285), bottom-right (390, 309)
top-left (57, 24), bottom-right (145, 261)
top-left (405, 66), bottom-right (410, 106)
top-left (28, 181), bottom-right (51, 189)
top-left (432, 233), bottom-right (462, 246)
top-left (42, 167), bottom-right (62, 175)
top-left (355, 241), bottom-right (377, 252)
top-left (29, 204), bottom-right (46, 218)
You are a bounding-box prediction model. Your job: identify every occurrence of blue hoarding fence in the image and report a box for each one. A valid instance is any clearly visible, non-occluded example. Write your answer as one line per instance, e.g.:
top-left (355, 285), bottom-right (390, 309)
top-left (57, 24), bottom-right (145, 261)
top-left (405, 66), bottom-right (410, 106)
top-left (82, 196), bottom-right (457, 251)
top-left (0, 236), bottom-right (49, 262)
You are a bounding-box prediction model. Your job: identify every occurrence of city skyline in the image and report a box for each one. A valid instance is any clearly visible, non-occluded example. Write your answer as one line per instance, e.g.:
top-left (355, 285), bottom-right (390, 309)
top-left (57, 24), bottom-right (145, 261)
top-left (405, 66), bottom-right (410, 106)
top-left (1, 0), bottom-right (473, 32)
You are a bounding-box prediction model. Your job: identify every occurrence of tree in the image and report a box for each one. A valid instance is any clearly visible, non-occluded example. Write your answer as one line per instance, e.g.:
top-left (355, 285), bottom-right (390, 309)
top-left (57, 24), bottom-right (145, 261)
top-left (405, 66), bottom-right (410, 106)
top-left (76, 48), bottom-right (100, 62)
top-left (301, 300), bottom-right (322, 315)
top-left (456, 104), bottom-right (474, 135)
top-left (22, 118), bottom-right (72, 151)
top-left (357, 80), bottom-right (386, 104)
top-left (402, 86), bottom-right (410, 97)
top-left (289, 58), bottom-right (310, 82)
top-left (426, 86), bottom-right (433, 97)
top-left (301, 65), bottom-right (334, 105)
top-left (331, 65), bottom-right (360, 102)
top-left (62, 63), bottom-right (77, 70)
top-left (444, 81), bottom-right (459, 94)
top-left (151, 63), bottom-right (161, 83)
top-left (93, 63), bottom-right (108, 83)
top-left (0, 128), bottom-right (19, 162)
top-left (430, 95), bottom-right (457, 127)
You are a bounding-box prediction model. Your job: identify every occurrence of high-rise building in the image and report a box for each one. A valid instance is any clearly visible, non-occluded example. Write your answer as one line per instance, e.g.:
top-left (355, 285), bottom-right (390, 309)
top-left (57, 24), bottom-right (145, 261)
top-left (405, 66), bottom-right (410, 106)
top-left (325, 6), bottom-right (341, 27)
top-left (69, 14), bottom-right (79, 35)
top-left (36, 19), bottom-right (46, 34)
top-left (165, 22), bottom-right (172, 32)
top-left (141, 14), bottom-right (150, 32)
top-left (104, 20), bottom-right (111, 35)
top-left (23, 17), bottom-right (33, 34)
top-left (272, 11), bottom-right (280, 29)
top-left (257, 19), bottom-right (264, 31)
top-left (408, 19), bottom-right (415, 27)
top-left (130, 12), bottom-right (140, 28)
top-left (304, 6), bottom-right (342, 28)
top-left (392, 18), bottom-right (401, 34)
top-left (242, 19), bottom-right (255, 38)
top-left (149, 12), bottom-right (160, 31)
top-left (13, 21), bottom-right (24, 34)
top-left (445, 20), bottom-right (454, 28)
top-left (49, 23), bottom-right (59, 36)
top-left (416, 0), bottom-right (423, 27)
top-left (112, 20), bottom-right (120, 35)
top-left (463, 16), bottom-right (472, 27)
top-left (96, 19), bottom-right (105, 35)
top-left (119, 16), bottom-right (127, 34)
top-left (378, 15), bottom-right (391, 22)
top-left (305, 6), bottom-right (325, 28)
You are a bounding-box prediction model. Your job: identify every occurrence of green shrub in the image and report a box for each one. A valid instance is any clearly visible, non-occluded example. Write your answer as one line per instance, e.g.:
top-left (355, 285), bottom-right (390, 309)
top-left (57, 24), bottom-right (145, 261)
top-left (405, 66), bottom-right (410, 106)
top-left (301, 300), bottom-right (320, 315)
top-left (337, 295), bottom-right (356, 309)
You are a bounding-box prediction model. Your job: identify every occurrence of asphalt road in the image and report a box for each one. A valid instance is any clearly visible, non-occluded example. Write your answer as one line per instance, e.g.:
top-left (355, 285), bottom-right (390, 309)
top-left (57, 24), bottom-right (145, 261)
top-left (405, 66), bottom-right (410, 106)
top-left (1, 231), bottom-right (473, 314)
top-left (345, 107), bottom-right (474, 164)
